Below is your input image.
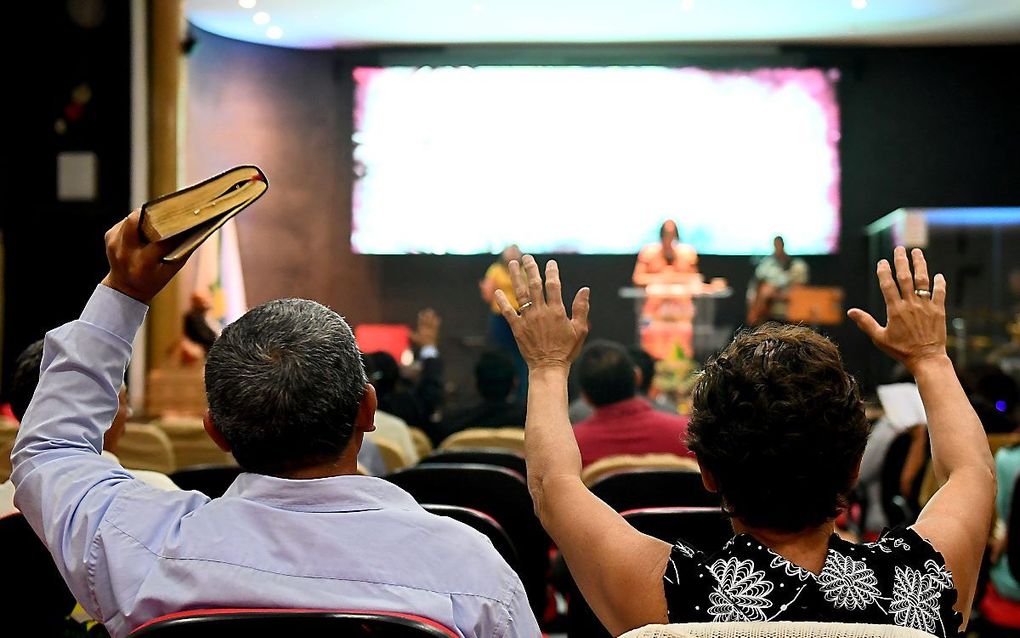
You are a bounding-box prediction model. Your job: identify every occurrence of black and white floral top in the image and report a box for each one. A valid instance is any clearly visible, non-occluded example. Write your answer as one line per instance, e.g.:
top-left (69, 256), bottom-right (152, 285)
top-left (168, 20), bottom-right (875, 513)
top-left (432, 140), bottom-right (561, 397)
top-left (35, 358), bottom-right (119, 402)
top-left (664, 527), bottom-right (962, 637)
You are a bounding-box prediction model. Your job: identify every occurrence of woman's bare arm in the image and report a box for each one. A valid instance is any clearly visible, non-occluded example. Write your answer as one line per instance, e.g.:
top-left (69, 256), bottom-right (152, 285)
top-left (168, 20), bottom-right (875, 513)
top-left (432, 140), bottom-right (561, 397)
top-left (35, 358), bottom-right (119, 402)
top-left (495, 256), bottom-right (671, 635)
top-left (848, 247), bottom-right (995, 627)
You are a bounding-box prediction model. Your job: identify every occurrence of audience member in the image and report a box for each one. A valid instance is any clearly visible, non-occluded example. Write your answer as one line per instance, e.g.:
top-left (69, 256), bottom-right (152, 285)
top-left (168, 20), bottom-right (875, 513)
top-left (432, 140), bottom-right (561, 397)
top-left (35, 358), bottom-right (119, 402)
top-left (432, 350), bottom-right (527, 445)
top-left (2, 339), bottom-right (178, 516)
top-left (572, 340), bottom-right (692, 467)
top-left (981, 442), bottom-right (1020, 632)
top-left (568, 346), bottom-right (677, 424)
top-left (495, 249), bottom-right (992, 637)
top-left (11, 212), bottom-right (537, 637)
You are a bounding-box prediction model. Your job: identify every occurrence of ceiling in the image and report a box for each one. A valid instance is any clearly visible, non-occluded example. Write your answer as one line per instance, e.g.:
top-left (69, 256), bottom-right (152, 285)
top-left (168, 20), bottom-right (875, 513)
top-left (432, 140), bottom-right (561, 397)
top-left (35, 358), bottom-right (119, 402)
top-left (185, 0), bottom-right (1020, 50)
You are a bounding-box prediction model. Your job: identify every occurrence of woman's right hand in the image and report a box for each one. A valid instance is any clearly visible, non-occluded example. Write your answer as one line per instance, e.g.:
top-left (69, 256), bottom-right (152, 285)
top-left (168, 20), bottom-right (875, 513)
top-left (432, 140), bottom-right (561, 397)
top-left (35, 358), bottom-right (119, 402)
top-left (848, 246), bottom-right (949, 373)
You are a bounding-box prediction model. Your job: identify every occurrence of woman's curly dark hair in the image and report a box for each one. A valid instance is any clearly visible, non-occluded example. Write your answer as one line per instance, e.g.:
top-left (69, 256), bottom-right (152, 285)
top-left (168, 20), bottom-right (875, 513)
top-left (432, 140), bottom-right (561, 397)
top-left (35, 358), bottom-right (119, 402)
top-left (687, 323), bottom-right (870, 532)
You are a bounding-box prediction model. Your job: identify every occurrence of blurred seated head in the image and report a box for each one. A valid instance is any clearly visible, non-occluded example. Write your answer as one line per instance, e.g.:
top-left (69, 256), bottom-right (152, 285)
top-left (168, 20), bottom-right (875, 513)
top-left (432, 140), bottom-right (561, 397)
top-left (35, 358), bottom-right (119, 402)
top-left (688, 323), bottom-right (869, 532)
top-left (363, 351), bottom-right (400, 398)
top-left (628, 346), bottom-right (657, 397)
top-left (578, 341), bottom-right (637, 408)
top-left (204, 299), bottom-right (375, 476)
top-left (501, 244), bottom-right (523, 264)
top-left (475, 351), bottom-right (517, 402)
top-left (11, 338), bottom-right (130, 452)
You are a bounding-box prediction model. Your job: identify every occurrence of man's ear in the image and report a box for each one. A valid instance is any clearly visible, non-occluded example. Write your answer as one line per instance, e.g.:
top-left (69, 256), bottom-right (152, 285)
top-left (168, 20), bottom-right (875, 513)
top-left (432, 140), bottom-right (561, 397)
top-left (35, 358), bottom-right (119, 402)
top-left (203, 410), bottom-right (232, 452)
top-left (634, 367), bottom-right (644, 390)
top-left (355, 384), bottom-right (378, 433)
top-left (697, 458), bottom-right (719, 493)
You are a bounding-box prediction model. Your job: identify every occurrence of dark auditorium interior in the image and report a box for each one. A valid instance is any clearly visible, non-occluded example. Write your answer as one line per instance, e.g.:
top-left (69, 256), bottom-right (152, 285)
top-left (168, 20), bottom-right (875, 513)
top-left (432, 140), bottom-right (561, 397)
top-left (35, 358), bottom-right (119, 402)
top-left (2, 1), bottom-right (1020, 636)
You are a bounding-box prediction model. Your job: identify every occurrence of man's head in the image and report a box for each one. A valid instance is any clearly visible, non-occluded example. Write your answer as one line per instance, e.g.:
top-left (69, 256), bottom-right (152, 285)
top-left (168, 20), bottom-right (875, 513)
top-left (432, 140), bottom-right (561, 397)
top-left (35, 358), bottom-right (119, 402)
top-left (660, 220), bottom-right (679, 244)
top-left (190, 289), bottom-right (213, 312)
top-left (10, 339), bottom-right (45, 422)
top-left (502, 244), bottom-right (523, 265)
top-left (204, 299), bottom-right (374, 476)
top-left (11, 339), bottom-right (130, 453)
top-left (363, 351), bottom-right (400, 399)
top-left (628, 346), bottom-right (657, 396)
top-left (475, 351), bottom-right (517, 402)
top-left (687, 323), bottom-right (869, 532)
top-left (773, 235), bottom-right (787, 257)
top-left (577, 341), bottom-right (637, 408)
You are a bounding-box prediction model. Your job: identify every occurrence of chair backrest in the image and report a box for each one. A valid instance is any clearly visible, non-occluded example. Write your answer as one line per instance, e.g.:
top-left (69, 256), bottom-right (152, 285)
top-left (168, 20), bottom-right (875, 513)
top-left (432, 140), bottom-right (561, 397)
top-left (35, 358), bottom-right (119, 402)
top-left (621, 507), bottom-right (732, 548)
top-left (419, 448), bottom-right (526, 477)
top-left (0, 419), bottom-right (18, 482)
top-left (588, 468), bottom-right (718, 511)
top-left (169, 465), bottom-right (243, 498)
top-left (118, 423), bottom-right (177, 474)
top-left (372, 436), bottom-right (413, 473)
top-left (618, 622), bottom-right (937, 637)
top-left (438, 428), bottom-right (525, 453)
top-left (385, 463), bottom-right (547, 616)
top-left (130, 609), bottom-right (459, 637)
top-left (155, 417), bottom-right (236, 468)
top-left (582, 453), bottom-right (700, 486)
top-left (422, 504), bottom-right (519, 569)
top-left (408, 426), bottom-right (434, 459)
top-left (0, 513), bottom-right (77, 633)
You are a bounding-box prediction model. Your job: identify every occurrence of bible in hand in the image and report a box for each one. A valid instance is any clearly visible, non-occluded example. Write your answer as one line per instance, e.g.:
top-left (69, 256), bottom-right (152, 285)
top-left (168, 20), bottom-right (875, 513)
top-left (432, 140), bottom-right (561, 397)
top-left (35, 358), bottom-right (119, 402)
top-left (139, 165), bottom-right (268, 262)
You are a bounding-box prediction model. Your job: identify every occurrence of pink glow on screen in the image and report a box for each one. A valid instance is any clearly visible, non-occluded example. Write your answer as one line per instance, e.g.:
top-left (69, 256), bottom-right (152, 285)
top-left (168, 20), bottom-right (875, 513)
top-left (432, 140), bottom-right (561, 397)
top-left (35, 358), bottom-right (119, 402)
top-left (351, 66), bottom-right (841, 255)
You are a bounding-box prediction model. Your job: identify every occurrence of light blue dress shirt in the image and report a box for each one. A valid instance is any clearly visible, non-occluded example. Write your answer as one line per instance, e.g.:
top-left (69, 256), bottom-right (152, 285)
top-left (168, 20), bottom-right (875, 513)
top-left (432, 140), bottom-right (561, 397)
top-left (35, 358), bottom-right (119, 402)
top-left (11, 285), bottom-right (538, 638)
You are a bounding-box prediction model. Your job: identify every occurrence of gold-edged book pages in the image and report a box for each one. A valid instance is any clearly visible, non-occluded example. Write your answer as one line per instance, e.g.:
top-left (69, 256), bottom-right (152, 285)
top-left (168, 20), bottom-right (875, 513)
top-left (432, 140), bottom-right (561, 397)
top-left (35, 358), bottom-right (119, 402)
top-left (139, 165), bottom-right (268, 262)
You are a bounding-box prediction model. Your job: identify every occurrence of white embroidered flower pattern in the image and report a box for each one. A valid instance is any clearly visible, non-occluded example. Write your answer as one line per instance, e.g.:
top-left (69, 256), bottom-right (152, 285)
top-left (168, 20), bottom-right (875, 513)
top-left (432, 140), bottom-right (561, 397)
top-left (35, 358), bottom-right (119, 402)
top-left (673, 541), bottom-right (697, 559)
top-left (818, 550), bottom-right (882, 610)
top-left (707, 557), bottom-right (774, 622)
top-left (769, 554), bottom-right (812, 581)
top-left (891, 565), bottom-right (943, 633)
top-left (924, 559), bottom-right (953, 590)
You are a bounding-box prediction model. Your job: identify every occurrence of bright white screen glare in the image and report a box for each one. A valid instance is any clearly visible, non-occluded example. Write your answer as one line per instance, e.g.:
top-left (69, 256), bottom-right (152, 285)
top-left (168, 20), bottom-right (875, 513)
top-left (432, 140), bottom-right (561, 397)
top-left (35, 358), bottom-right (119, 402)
top-left (352, 66), bottom-right (841, 255)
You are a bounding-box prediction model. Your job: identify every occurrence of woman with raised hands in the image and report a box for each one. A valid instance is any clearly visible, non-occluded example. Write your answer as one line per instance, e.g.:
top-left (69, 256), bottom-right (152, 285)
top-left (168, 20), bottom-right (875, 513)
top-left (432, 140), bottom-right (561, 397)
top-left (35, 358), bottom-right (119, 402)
top-left (494, 248), bottom-right (993, 637)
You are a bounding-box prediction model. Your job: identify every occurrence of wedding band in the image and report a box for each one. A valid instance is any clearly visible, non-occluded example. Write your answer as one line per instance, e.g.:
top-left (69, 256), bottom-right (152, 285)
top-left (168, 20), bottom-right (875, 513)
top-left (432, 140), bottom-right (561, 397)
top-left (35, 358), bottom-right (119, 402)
top-left (914, 289), bottom-right (931, 298)
top-left (517, 301), bottom-right (534, 314)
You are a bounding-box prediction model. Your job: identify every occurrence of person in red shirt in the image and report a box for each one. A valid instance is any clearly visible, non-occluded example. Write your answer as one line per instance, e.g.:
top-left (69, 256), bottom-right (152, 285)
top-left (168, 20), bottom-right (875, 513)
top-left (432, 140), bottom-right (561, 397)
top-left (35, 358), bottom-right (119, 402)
top-left (573, 340), bottom-right (693, 467)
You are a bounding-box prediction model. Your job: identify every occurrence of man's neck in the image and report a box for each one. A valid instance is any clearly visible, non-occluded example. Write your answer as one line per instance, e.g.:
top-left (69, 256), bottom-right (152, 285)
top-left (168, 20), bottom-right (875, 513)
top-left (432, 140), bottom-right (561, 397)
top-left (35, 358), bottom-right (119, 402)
top-left (277, 446), bottom-right (362, 480)
top-left (731, 518), bottom-right (835, 575)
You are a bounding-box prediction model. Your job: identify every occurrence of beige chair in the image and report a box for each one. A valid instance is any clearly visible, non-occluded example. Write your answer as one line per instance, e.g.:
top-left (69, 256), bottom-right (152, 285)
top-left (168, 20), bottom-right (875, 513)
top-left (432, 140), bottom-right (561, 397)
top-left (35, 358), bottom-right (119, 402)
top-left (439, 427), bottom-right (525, 453)
top-left (618, 622), bottom-right (936, 638)
top-left (155, 417), bottom-right (235, 468)
top-left (117, 423), bottom-right (177, 474)
top-left (409, 426), bottom-right (434, 459)
top-left (372, 436), bottom-right (413, 474)
top-left (582, 453), bottom-right (700, 487)
top-left (0, 419), bottom-right (18, 482)
top-left (146, 366), bottom-right (207, 417)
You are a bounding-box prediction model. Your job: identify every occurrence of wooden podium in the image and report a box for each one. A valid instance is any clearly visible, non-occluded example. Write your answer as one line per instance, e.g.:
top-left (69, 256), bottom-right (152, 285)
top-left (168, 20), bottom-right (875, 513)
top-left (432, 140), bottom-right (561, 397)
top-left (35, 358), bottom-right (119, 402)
top-left (786, 286), bottom-right (845, 325)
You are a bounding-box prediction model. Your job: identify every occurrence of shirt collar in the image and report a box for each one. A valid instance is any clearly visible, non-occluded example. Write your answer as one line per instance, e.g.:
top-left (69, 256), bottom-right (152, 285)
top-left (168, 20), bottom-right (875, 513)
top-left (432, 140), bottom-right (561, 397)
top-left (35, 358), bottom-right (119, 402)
top-left (591, 396), bottom-right (651, 419)
top-left (222, 473), bottom-right (422, 514)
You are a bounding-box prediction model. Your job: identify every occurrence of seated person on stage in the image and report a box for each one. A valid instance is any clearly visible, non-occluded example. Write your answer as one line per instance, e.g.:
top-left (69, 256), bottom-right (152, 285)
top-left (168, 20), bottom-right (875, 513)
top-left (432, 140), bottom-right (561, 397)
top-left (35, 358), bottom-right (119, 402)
top-left (493, 249), bottom-right (991, 637)
top-left (572, 340), bottom-right (692, 467)
top-left (1, 340), bottom-right (178, 516)
top-left (747, 235), bottom-right (809, 324)
top-left (10, 212), bottom-right (537, 638)
top-left (432, 350), bottom-right (527, 445)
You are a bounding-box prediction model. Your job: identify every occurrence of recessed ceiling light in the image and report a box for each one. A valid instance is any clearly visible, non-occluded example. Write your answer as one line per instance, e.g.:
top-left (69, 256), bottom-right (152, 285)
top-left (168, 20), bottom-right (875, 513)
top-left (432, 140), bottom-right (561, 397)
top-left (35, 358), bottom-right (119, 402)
top-left (238, 0), bottom-right (256, 8)
top-left (681, 0), bottom-right (695, 10)
top-left (266, 25), bottom-right (283, 39)
top-left (253, 11), bottom-right (271, 25)
top-left (851, 0), bottom-right (868, 9)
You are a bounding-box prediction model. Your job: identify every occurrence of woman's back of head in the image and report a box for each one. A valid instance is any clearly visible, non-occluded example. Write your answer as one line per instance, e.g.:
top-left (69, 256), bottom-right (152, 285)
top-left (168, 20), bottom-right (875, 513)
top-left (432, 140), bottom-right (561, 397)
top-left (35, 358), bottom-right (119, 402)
top-left (688, 323), bottom-right (869, 532)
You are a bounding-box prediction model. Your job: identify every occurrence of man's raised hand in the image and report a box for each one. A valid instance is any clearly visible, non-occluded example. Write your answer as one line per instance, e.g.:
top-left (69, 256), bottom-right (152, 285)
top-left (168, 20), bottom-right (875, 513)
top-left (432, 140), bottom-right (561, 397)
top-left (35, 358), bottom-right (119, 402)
top-left (100, 210), bottom-right (194, 303)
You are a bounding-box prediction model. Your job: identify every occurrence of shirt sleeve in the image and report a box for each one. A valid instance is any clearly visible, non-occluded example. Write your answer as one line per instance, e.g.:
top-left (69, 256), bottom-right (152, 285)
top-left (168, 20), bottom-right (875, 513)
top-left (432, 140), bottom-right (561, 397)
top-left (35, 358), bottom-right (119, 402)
top-left (10, 285), bottom-right (208, 620)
